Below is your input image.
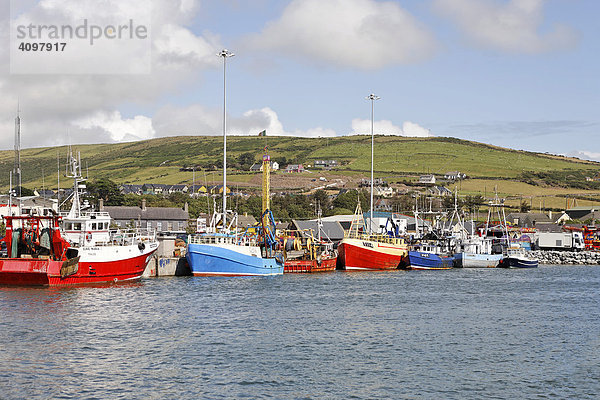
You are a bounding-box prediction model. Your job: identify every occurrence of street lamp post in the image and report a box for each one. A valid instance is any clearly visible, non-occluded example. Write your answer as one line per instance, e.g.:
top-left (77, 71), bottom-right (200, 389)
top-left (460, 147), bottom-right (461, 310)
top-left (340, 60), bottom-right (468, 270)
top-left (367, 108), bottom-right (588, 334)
top-left (366, 93), bottom-right (380, 233)
top-left (218, 49), bottom-right (234, 229)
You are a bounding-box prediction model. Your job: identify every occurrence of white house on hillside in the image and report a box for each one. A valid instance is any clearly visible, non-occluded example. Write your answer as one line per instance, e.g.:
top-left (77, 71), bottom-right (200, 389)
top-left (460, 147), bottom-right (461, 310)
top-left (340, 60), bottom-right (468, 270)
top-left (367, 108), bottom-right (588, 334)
top-left (419, 174), bottom-right (436, 184)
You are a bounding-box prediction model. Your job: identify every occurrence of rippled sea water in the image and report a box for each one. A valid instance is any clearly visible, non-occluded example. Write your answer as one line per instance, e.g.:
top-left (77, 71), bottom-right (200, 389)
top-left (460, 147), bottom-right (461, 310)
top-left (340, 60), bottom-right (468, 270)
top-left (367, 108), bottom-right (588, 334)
top-left (1, 265), bottom-right (599, 399)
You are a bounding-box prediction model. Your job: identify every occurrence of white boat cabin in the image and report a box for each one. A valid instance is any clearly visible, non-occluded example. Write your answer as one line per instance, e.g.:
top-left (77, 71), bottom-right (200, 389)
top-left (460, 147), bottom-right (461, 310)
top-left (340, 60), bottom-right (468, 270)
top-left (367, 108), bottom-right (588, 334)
top-left (61, 211), bottom-right (112, 246)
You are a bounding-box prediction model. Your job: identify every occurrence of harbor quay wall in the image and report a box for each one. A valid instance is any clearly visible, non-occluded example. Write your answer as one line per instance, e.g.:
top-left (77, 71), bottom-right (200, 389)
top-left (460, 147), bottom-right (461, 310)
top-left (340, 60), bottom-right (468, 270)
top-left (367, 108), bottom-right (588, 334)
top-left (143, 256), bottom-right (190, 277)
top-left (143, 236), bottom-right (191, 277)
top-left (527, 250), bottom-right (600, 265)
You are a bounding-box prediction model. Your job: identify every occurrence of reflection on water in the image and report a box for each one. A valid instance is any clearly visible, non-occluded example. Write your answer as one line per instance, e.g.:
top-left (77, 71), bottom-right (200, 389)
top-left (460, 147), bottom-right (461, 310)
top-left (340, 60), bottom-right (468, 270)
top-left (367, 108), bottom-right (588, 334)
top-left (1, 267), bottom-right (599, 399)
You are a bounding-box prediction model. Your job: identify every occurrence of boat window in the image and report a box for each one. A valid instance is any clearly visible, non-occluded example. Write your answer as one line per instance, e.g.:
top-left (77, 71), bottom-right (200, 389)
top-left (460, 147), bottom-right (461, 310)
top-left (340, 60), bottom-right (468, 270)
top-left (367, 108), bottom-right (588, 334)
top-left (74, 223), bottom-right (82, 230)
top-left (104, 222), bottom-right (109, 230)
top-left (92, 223), bottom-right (97, 230)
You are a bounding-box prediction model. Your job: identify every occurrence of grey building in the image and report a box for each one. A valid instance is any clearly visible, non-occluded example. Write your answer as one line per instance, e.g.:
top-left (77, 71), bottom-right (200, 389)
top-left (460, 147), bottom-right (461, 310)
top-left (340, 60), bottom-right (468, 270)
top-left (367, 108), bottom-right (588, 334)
top-left (289, 219), bottom-right (345, 242)
top-left (102, 199), bottom-right (189, 233)
top-left (505, 212), bottom-right (552, 228)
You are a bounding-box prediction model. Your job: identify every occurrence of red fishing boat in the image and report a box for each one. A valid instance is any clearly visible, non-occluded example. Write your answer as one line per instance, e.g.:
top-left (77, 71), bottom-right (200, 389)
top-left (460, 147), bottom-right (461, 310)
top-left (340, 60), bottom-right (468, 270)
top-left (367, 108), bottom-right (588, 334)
top-left (0, 214), bottom-right (157, 286)
top-left (337, 203), bottom-right (408, 270)
top-left (0, 151), bottom-right (158, 286)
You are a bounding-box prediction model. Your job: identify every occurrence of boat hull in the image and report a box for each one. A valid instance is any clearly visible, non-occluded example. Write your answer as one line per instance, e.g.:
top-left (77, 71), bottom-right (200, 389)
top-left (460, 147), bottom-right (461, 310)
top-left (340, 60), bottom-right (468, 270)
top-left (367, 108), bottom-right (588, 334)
top-left (284, 256), bottom-right (337, 273)
top-left (498, 256), bottom-right (538, 268)
top-left (406, 251), bottom-right (454, 270)
top-left (187, 243), bottom-right (284, 276)
top-left (0, 244), bottom-right (158, 286)
top-left (338, 238), bottom-right (407, 270)
top-left (456, 252), bottom-right (502, 268)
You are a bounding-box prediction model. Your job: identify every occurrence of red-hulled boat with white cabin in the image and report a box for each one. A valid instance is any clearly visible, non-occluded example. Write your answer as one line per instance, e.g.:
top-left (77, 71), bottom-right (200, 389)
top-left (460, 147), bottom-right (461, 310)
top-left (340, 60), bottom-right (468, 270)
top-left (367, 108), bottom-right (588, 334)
top-left (337, 203), bottom-right (408, 270)
top-left (0, 151), bottom-right (158, 286)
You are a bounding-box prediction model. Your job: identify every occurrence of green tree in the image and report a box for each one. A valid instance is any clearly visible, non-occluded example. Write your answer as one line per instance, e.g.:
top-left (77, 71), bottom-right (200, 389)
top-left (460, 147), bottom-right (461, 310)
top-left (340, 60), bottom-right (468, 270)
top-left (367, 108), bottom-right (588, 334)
top-left (86, 178), bottom-right (124, 206)
top-left (391, 194), bottom-right (416, 213)
top-left (238, 152), bottom-right (256, 170)
top-left (311, 189), bottom-right (331, 214)
top-left (332, 189), bottom-right (369, 213)
top-left (464, 195), bottom-right (485, 214)
top-left (14, 186), bottom-right (34, 196)
top-left (239, 195), bottom-right (263, 219)
top-left (168, 191), bottom-right (189, 205)
top-left (519, 200), bottom-right (531, 213)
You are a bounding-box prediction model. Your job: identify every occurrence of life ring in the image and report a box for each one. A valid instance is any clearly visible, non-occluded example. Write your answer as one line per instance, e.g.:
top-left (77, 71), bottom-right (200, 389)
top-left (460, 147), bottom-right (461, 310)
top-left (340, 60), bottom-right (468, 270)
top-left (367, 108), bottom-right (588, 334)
top-left (85, 232), bottom-right (92, 242)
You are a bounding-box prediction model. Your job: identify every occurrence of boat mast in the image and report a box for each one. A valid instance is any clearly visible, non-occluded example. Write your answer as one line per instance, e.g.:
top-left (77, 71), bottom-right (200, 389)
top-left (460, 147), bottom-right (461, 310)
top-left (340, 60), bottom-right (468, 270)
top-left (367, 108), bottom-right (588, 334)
top-left (66, 148), bottom-right (86, 218)
top-left (218, 49), bottom-right (234, 231)
top-left (261, 148), bottom-right (270, 228)
top-left (57, 150), bottom-right (60, 210)
top-left (9, 172), bottom-right (12, 216)
top-left (366, 93), bottom-right (380, 233)
top-left (14, 103), bottom-right (21, 197)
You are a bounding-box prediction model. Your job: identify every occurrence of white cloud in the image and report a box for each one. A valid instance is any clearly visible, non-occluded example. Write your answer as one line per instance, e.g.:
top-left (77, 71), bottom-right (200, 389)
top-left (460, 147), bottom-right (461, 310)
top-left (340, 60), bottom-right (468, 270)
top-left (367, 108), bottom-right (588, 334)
top-left (246, 0), bottom-right (437, 69)
top-left (567, 150), bottom-right (600, 163)
top-left (351, 119), bottom-right (433, 137)
top-left (154, 24), bottom-right (222, 69)
top-left (0, 0), bottom-right (222, 149)
top-left (402, 121), bottom-right (434, 137)
top-left (432, 0), bottom-right (578, 53)
top-left (73, 111), bottom-right (155, 142)
top-left (152, 105), bottom-right (337, 138)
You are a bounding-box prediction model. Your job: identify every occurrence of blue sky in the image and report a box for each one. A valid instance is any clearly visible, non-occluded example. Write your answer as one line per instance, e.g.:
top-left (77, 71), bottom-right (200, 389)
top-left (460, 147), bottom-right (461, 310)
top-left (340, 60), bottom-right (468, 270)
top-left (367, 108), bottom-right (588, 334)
top-left (1, 0), bottom-right (599, 161)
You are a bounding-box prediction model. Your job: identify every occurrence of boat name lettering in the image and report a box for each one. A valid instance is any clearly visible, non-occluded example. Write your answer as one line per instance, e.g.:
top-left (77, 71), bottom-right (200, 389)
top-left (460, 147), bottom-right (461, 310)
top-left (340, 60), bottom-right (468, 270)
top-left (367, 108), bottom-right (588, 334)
top-left (362, 242), bottom-right (373, 248)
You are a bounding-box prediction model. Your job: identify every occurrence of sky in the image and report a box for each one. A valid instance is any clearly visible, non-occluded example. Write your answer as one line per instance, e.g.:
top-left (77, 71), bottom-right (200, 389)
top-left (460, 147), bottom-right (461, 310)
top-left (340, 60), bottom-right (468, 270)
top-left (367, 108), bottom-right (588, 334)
top-left (1, 0), bottom-right (599, 161)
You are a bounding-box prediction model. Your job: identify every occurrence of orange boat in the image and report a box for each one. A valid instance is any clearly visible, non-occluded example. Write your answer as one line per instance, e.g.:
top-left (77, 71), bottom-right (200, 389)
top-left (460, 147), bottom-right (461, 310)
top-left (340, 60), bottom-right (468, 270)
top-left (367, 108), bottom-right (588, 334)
top-left (282, 230), bottom-right (337, 273)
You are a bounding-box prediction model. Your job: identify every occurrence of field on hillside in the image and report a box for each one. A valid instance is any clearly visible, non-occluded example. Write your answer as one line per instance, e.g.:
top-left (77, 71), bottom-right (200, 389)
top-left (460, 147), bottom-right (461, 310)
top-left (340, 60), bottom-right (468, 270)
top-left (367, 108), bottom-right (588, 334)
top-left (1, 136), bottom-right (599, 203)
top-left (449, 178), bottom-right (600, 210)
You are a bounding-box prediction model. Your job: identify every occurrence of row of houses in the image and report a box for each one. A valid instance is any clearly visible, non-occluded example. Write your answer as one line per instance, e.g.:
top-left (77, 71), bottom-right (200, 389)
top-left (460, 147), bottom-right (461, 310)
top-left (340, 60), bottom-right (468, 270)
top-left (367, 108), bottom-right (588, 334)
top-left (252, 163), bottom-right (304, 173)
top-left (120, 184), bottom-right (231, 196)
top-left (505, 207), bottom-right (600, 229)
top-left (417, 171), bottom-right (467, 185)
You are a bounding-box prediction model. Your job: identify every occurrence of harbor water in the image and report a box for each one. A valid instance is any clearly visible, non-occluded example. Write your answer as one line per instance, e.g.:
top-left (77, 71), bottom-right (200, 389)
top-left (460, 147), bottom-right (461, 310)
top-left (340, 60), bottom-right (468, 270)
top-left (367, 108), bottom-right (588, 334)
top-left (1, 265), bottom-right (599, 399)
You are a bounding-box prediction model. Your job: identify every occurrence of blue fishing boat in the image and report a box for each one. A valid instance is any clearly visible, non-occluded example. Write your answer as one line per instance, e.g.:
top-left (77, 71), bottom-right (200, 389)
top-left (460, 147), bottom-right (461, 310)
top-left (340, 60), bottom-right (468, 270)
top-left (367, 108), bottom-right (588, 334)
top-left (405, 242), bottom-right (454, 270)
top-left (186, 56), bottom-right (283, 277)
top-left (187, 207), bottom-right (284, 277)
top-left (186, 233), bottom-right (284, 277)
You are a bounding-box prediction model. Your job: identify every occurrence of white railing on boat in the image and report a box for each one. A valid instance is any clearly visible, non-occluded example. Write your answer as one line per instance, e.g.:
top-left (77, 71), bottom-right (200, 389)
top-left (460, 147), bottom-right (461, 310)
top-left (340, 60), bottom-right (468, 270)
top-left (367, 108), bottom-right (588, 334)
top-left (345, 230), bottom-right (405, 246)
top-left (188, 234), bottom-right (257, 247)
top-left (60, 211), bottom-right (112, 218)
top-left (76, 229), bottom-right (156, 247)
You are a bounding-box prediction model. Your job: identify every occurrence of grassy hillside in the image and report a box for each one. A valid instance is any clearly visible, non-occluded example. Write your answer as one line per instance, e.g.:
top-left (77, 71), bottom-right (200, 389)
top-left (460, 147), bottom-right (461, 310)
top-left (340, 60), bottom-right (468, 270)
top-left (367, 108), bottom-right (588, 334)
top-left (1, 135), bottom-right (599, 203)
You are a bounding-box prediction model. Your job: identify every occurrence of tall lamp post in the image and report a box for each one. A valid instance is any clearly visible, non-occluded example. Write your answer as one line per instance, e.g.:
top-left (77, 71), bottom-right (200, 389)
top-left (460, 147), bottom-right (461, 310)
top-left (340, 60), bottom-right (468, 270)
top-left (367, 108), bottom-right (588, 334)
top-left (366, 93), bottom-right (380, 233)
top-left (218, 49), bottom-right (234, 229)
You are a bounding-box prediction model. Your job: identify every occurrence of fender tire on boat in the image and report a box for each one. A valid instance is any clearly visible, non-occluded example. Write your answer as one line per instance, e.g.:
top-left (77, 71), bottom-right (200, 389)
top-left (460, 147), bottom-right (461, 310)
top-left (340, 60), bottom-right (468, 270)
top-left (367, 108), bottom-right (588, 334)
top-left (86, 232), bottom-right (92, 242)
top-left (138, 242), bottom-right (145, 251)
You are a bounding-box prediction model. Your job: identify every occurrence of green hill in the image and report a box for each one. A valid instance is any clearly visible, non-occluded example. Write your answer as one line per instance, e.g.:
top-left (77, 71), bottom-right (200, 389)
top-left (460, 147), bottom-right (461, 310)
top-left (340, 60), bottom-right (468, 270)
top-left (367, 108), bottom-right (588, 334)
top-left (1, 135), bottom-right (599, 206)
